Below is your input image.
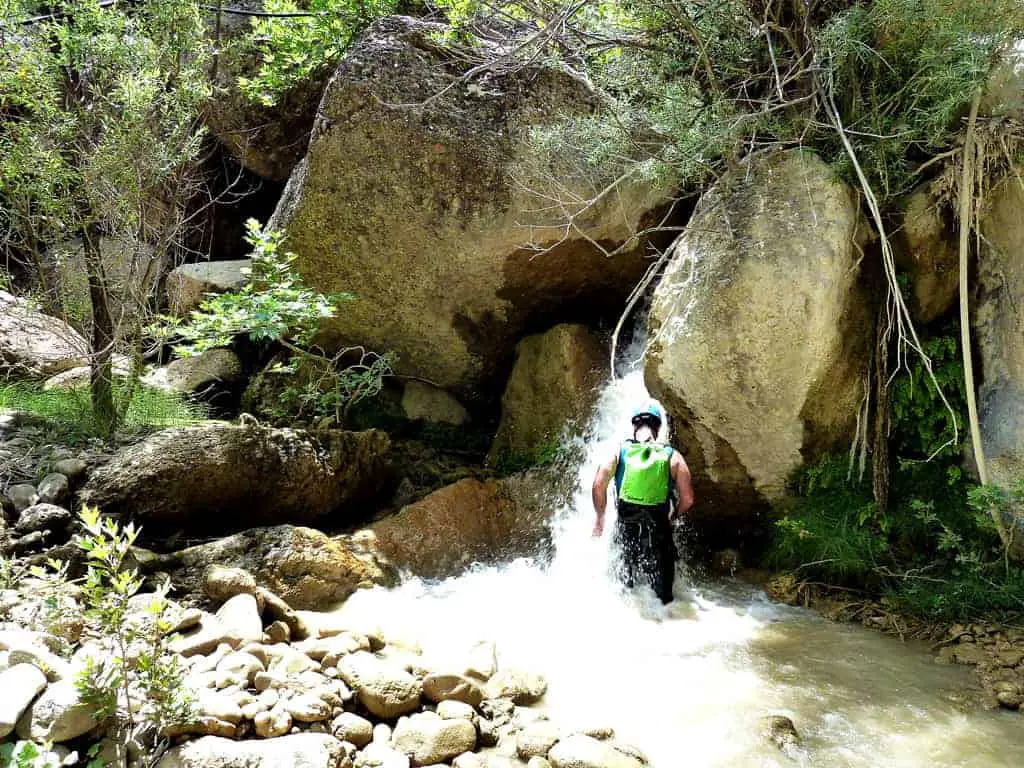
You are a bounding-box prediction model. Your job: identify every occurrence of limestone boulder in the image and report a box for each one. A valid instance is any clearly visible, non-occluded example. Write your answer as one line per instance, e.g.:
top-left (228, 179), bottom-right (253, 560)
top-left (401, 381), bottom-right (469, 426)
top-left (392, 712), bottom-right (477, 766)
top-left (893, 184), bottom-right (959, 323)
top-left (141, 525), bottom-right (389, 610)
top-left (166, 259), bottom-right (250, 317)
top-left (157, 733), bottom-right (349, 768)
top-left (489, 324), bottom-right (606, 465)
top-left (645, 150), bottom-right (872, 543)
top-left (337, 651), bottom-right (421, 719)
top-left (270, 16), bottom-right (671, 397)
top-left (16, 679), bottom-right (96, 743)
top-left (0, 291), bottom-right (88, 379)
top-left (547, 735), bottom-right (642, 768)
top-left (43, 356), bottom-right (130, 391)
top-left (143, 348), bottom-right (245, 396)
top-left (0, 663), bottom-right (48, 738)
top-left (359, 468), bottom-right (562, 580)
top-left (14, 503), bottom-right (71, 535)
top-left (975, 169), bottom-right (1024, 549)
top-left (81, 422), bottom-right (392, 536)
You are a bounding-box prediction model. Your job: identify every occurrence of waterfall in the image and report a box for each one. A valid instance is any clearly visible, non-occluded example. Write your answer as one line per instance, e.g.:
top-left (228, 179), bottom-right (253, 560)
top-left (331, 351), bottom-right (1024, 768)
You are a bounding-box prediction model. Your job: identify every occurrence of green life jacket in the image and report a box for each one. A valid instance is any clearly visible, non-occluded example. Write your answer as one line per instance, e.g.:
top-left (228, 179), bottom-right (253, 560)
top-left (615, 440), bottom-right (673, 506)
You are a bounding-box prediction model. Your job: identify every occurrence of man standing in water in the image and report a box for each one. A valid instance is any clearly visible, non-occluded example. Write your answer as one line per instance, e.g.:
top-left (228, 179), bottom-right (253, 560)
top-left (591, 402), bottom-right (694, 604)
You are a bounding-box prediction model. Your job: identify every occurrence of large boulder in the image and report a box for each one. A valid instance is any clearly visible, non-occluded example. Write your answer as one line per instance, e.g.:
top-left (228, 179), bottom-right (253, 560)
top-left (0, 291), bottom-right (88, 379)
top-left (165, 259), bottom-right (250, 317)
top-left (645, 150), bottom-right (872, 542)
top-left (893, 184), bottom-right (959, 323)
top-left (270, 16), bottom-right (671, 397)
top-left (140, 525), bottom-right (389, 609)
top-left (81, 423), bottom-right (392, 536)
top-left (358, 469), bottom-right (562, 579)
top-left (976, 168), bottom-right (1024, 544)
top-left (488, 324), bottom-right (606, 465)
top-left (142, 348), bottom-right (245, 396)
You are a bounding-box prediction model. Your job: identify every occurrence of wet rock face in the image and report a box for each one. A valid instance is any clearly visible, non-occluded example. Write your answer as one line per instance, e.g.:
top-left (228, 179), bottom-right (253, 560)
top-left (645, 150), bottom-right (873, 544)
top-left (488, 324), bottom-right (607, 465)
top-left (976, 170), bottom-right (1024, 549)
top-left (270, 15), bottom-right (671, 397)
top-left (893, 184), bottom-right (959, 324)
top-left (360, 469), bottom-right (562, 580)
top-left (81, 423), bottom-right (393, 537)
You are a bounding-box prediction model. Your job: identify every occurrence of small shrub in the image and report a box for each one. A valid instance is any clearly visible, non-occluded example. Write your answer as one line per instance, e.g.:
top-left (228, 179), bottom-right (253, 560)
top-left (73, 507), bottom-right (194, 742)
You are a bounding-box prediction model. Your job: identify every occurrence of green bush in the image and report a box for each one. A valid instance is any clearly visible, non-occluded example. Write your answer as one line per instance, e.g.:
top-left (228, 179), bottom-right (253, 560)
top-left (237, 0), bottom-right (398, 106)
top-left (769, 328), bottom-right (1024, 622)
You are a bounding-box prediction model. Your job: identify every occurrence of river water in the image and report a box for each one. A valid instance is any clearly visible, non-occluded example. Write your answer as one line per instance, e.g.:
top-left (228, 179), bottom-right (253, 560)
top-left (335, 365), bottom-right (1024, 767)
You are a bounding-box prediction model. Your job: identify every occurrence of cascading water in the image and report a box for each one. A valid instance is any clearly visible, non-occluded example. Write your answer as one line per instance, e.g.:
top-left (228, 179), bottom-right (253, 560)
top-left (334, 355), bottom-right (1024, 767)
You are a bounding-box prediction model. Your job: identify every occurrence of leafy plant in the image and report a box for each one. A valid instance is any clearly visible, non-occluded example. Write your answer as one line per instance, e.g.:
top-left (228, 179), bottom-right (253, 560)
top-left (0, 741), bottom-right (63, 768)
top-left (163, 219), bottom-right (347, 355)
top-left (73, 507), bottom-right (193, 742)
top-left (238, 0), bottom-right (398, 106)
top-left (889, 333), bottom-right (966, 460)
top-left (0, 555), bottom-right (30, 591)
top-left (162, 218), bottom-right (395, 427)
top-left (272, 348), bottom-right (396, 425)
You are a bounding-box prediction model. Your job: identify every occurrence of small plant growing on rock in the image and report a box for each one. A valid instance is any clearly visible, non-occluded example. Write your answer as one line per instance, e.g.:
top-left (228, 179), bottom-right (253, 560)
top-left (73, 507), bottom-right (193, 749)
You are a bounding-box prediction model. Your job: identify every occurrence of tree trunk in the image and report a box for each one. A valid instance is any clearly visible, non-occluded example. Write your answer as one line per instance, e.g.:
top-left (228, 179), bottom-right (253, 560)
top-left (83, 222), bottom-right (117, 436)
top-left (872, 304), bottom-right (890, 513)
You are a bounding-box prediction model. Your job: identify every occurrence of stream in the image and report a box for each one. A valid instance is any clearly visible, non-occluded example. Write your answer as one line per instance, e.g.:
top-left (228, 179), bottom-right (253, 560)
top-left (334, 362), bottom-right (1024, 767)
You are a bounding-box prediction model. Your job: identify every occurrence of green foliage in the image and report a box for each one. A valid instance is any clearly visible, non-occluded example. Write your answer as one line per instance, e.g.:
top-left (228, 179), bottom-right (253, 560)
top-left (1, 0), bottom-right (212, 436)
top-left (0, 555), bottom-right (30, 591)
top-left (770, 324), bottom-right (1024, 621)
top-left (816, 0), bottom-right (1024, 197)
top-left (768, 456), bottom-right (886, 582)
top-left (492, 438), bottom-right (563, 476)
top-left (269, 348), bottom-right (396, 425)
top-left (74, 506), bottom-right (194, 737)
top-left (0, 740), bottom-right (63, 768)
top-left (164, 219), bottom-right (347, 355)
top-left (0, 381), bottom-right (207, 442)
top-left (0, 0), bottom-right (210, 245)
top-left (889, 332), bottom-right (966, 460)
top-left (238, 0), bottom-right (398, 106)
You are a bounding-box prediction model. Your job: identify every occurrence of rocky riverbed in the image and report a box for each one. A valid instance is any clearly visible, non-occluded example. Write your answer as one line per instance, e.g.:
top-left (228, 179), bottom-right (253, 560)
top-left (0, 559), bottom-right (654, 768)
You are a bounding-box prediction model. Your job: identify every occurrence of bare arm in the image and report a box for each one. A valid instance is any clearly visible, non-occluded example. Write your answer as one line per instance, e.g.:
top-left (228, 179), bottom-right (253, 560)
top-left (670, 452), bottom-right (695, 520)
top-left (591, 455), bottom-right (617, 537)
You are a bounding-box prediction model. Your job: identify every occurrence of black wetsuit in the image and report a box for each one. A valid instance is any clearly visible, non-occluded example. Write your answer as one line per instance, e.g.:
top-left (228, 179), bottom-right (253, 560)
top-left (613, 476), bottom-right (678, 605)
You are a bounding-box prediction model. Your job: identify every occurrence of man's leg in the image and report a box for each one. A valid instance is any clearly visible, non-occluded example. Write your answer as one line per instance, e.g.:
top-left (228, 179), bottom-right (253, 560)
top-left (614, 517), bottom-right (641, 589)
top-left (654, 512), bottom-right (678, 604)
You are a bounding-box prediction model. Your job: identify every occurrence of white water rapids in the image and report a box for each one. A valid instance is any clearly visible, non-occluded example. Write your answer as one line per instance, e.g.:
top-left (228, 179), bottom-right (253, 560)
top-left (334, 364), bottom-right (1024, 767)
